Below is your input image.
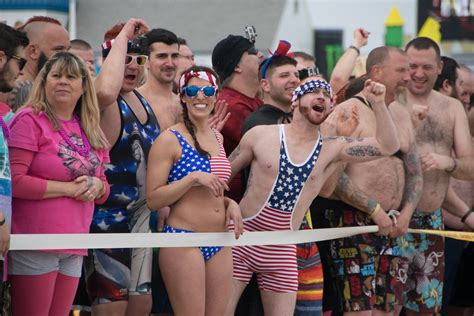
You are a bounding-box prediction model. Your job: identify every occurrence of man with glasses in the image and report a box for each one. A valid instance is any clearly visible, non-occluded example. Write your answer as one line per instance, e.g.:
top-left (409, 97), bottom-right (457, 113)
top-left (84, 19), bottom-right (160, 316)
top-left (212, 34), bottom-right (264, 204)
top-left (7, 16), bottom-right (70, 111)
top-left (0, 22), bottom-right (28, 313)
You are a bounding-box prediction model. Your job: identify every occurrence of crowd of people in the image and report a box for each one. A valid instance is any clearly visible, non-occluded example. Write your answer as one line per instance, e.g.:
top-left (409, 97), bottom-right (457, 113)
top-left (0, 15), bottom-right (473, 316)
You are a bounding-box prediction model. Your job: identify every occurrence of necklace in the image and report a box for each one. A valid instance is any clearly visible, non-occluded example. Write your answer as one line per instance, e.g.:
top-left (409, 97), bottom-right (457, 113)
top-left (0, 117), bottom-right (9, 140)
top-left (58, 115), bottom-right (91, 157)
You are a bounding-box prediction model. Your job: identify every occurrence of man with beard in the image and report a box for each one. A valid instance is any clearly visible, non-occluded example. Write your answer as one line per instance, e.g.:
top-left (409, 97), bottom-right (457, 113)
top-left (136, 27), bottom-right (181, 316)
top-left (8, 16), bottom-right (69, 111)
top-left (318, 46), bottom-right (423, 316)
top-left (84, 19), bottom-right (160, 316)
top-left (398, 37), bottom-right (474, 316)
top-left (225, 77), bottom-right (400, 316)
top-left (0, 22), bottom-right (28, 312)
top-left (212, 34), bottom-right (264, 203)
top-left (434, 56), bottom-right (463, 100)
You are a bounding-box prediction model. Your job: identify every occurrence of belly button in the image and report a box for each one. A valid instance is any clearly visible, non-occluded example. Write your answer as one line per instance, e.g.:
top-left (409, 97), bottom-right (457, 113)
top-left (214, 208), bottom-right (220, 213)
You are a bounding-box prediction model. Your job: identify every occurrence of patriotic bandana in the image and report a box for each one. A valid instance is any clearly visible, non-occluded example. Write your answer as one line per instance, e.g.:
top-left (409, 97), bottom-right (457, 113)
top-left (178, 71), bottom-right (218, 94)
top-left (291, 79), bottom-right (333, 102)
top-left (260, 40), bottom-right (295, 79)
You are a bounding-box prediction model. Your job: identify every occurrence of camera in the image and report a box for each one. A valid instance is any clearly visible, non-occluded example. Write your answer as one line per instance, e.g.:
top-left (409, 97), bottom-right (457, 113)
top-left (129, 36), bottom-right (148, 55)
top-left (298, 66), bottom-right (320, 80)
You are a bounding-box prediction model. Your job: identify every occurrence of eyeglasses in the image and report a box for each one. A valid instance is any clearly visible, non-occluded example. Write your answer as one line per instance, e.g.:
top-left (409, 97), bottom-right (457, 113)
top-left (183, 85), bottom-right (218, 98)
top-left (125, 54), bottom-right (148, 66)
top-left (246, 46), bottom-right (258, 55)
top-left (8, 54), bottom-right (27, 71)
top-left (298, 67), bottom-right (321, 80)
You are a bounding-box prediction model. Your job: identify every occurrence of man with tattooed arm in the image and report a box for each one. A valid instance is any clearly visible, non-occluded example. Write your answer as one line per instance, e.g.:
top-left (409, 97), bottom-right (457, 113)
top-left (224, 78), bottom-right (400, 316)
top-left (319, 46), bottom-right (423, 316)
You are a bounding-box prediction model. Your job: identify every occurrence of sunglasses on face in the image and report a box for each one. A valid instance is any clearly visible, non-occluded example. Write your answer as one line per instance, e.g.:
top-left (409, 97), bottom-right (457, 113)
top-left (125, 54), bottom-right (148, 66)
top-left (8, 54), bottom-right (27, 71)
top-left (246, 46), bottom-right (258, 55)
top-left (183, 85), bottom-right (218, 98)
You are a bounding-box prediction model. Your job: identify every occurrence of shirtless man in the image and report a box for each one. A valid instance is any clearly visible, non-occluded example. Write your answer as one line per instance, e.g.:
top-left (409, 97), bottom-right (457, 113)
top-left (225, 78), bottom-right (400, 316)
top-left (321, 46), bottom-right (423, 316)
top-left (138, 28), bottom-right (181, 132)
top-left (398, 37), bottom-right (474, 316)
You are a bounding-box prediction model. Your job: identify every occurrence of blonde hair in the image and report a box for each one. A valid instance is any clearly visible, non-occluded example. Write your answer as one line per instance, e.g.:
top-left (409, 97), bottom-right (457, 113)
top-left (24, 51), bottom-right (109, 149)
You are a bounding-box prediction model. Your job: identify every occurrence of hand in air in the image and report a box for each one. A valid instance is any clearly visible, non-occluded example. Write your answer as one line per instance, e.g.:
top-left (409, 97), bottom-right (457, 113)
top-left (208, 99), bottom-right (230, 132)
top-left (361, 79), bottom-right (386, 106)
top-left (352, 28), bottom-right (370, 48)
top-left (120, 18), bottom-right (150, 40)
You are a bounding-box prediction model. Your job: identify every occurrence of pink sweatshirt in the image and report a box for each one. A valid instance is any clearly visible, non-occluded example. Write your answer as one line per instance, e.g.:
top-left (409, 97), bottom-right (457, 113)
top-left (8, 108), bottom-right (110, 255)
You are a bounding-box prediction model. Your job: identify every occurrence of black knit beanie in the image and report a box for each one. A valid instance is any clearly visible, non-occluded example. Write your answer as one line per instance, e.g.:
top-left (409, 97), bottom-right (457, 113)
top-left (212, 35), bottom-right (253, 83)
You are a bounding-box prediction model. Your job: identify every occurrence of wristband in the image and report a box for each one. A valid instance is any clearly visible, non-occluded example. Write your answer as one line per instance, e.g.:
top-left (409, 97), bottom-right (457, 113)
top-left (445, 158), bottom-right (457, 173)
top-left (348, 45), bottom-right (360, 56)
top-left (461, 209), bottom-right (473, 223)
top-left (370, 203), bottom-right (381, 219)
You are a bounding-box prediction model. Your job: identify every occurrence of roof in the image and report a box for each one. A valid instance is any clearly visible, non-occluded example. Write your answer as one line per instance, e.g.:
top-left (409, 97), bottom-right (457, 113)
top-left (76, 0), bottom-right (286, 54)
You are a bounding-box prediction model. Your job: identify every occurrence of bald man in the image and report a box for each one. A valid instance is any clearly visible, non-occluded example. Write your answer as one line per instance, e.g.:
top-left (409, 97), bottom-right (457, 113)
top-left (8, 16), bottom-right (70, 111)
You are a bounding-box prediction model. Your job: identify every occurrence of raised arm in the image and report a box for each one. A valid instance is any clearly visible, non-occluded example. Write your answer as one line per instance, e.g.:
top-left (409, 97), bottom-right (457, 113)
top-left (228, 127), bottom-right (257, 179)
top-left (330, 28), bottom-right (369, 94)
top-left (337, 80), bottom-right (399, 162)
top-left (94, 18), bottom-right (149, 109)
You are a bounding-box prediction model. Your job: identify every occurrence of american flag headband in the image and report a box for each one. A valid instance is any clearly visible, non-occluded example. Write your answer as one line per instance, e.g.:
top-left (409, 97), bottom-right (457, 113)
top-left (179, 71), bottom-right (217, 94)
top-left (291, 79), bottom-right (333, 102)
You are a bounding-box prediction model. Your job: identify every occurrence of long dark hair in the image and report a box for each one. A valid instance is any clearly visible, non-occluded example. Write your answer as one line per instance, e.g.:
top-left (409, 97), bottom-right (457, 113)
top-left (180, 65), bottom-right (220, 158)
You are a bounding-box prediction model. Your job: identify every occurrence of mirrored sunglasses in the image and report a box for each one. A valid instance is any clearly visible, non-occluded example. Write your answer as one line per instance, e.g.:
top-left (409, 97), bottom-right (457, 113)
top-left (125, 54), bottom-right (148, 66)
top-left (9, 54), bottom-right (27, 71)
top-left (183, 85), bottom-right (218, 98)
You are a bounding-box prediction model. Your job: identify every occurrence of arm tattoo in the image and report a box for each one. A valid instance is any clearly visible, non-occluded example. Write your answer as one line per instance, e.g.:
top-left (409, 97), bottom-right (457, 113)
top-left (401, 141), bottom-right (423, 209)
top-left (242, 167), bottom-right (253, 199)
top-left (345, 146), bottom-right (382, 157)
top-left (228, 145), bottom-right (241, 162)
top-left (334, 172), bottom-right (377, 214)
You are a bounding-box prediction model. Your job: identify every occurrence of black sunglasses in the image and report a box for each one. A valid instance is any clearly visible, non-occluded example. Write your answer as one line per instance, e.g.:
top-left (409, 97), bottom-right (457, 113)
top-left (8, 54), bottom-right (27, 71)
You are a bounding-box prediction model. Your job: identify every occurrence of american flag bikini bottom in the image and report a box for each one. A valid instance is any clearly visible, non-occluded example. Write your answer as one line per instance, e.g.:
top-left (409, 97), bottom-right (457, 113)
top-left (232, 125), bottom-right (323, 292)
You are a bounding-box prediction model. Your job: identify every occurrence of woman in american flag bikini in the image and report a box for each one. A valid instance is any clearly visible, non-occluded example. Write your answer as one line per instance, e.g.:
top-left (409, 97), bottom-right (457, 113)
top-left (146, 65), bottom-right (243, 315)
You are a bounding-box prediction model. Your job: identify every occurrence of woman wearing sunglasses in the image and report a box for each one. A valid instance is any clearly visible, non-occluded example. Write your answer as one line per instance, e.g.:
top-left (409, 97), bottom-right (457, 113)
top-left (147, 65), bottom-right (243, 315)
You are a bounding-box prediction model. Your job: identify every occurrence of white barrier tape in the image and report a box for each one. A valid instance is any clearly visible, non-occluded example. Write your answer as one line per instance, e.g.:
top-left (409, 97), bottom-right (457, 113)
top-left (10, 226), bottom-right (379, 250)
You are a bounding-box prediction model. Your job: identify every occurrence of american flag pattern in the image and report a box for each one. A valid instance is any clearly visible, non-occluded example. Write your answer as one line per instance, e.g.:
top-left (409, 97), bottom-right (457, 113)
top-left (232, 125), bottom-right (323, 292)
top-left (167, 129), bottom-right (231, 184)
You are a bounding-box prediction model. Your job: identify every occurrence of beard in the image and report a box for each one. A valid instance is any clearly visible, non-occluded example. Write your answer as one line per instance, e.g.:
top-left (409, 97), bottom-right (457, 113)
top-left (37, 52), bottom-right (48, 74)
top-left (0, 68), bottom-right (15, 93)
top-left (298, 104), bottom-right (328, 125)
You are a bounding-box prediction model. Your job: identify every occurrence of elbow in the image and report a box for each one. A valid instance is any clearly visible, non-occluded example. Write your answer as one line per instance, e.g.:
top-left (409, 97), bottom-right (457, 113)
top-left (386, 139), bottom-right (400, 156)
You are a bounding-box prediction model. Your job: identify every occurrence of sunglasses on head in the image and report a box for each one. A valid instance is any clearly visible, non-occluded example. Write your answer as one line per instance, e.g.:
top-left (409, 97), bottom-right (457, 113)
top-left (183, 85), bottom-right (218, 98)
top-left (125, 54), bottom-right (148, 66)
top-left (8, 54), bottom-right (27, 71)
top-left (246, 46), bottom-right (258, 55)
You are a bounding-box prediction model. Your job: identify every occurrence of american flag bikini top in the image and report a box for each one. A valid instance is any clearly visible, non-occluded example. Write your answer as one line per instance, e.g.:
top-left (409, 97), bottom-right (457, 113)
top-left (265, 125), bottom-right (323, 212)
top-left (167, 129), bottom-right (231, 184)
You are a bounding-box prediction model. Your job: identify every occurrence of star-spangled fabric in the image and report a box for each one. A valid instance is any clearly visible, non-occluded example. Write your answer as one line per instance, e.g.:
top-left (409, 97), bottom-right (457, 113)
top-left (266, 126), bottom-right (323, 212)
top-left (292, 79), bottom-right (333, 102)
